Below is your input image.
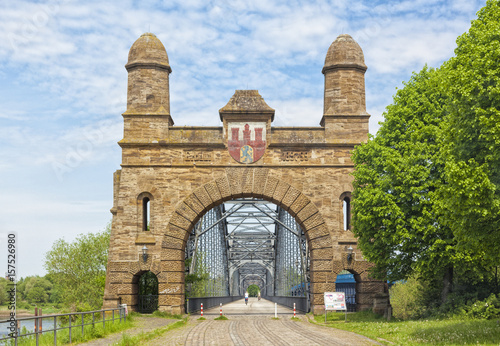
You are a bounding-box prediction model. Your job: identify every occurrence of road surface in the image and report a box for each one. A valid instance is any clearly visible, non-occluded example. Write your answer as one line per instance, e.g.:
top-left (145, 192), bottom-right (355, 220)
top-left (145, 298), bottom-right (380, 345)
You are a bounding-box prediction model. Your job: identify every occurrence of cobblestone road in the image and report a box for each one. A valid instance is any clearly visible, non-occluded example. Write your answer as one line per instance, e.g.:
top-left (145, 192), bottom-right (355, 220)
top-left (145, 298), bottom-right (380, 346)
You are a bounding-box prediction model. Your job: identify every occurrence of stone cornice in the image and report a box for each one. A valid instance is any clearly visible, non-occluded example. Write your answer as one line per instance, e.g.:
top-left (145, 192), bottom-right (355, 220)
top-left (169, 126), bottom-right (222, 131)
top-left (125, 61), bottom-right (172, 73)
top-left (121, 163), bottom-right (355, 168)
top-left (118, 141), bottom-right (226, 149)
top-left (322, 63), bottom-right (367, 74)
top-left (118, 141), bottom-right (359, 149)
top-left (320, 114), bottom-right (370, 127)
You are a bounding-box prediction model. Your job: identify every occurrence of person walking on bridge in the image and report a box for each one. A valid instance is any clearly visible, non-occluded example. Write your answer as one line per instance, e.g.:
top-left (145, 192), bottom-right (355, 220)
top-left (244, 291), bottom-right (249, 305)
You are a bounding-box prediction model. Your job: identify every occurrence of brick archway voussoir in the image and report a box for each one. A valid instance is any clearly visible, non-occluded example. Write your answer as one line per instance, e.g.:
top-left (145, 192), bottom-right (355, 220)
top-left (168, 174), bottom-right (332, 256)
top-left (296, 202), bottom-right (320, 224)
top-left (183, 195), bottom-right (205, 217)
top-left (306, 223), bottom-right (329, 242)
top-left (261, 176), bottom-right (278, 200)
top-left (280, 186), bottom-right (301, 212)
top-left (175, 202), bottom-right (198, 225)
top-left (215, 176), bottom-right (232, 200)
top-left (252, 168), bottom-right (269, 197)
top-left (288, 193), bottom-right (311, 217)
top-left (192, 186), bottom-right (214, 211)
top-left (271, 180), bottom-right (290, 204)
top-left (204, 181), bottom-right (222, 204)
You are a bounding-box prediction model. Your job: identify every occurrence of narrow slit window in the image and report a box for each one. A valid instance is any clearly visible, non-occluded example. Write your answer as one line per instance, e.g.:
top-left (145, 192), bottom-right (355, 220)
top-left (343, 197), bottom-right (351, 231)
top-left (143, 197), bottom-right (150, 231)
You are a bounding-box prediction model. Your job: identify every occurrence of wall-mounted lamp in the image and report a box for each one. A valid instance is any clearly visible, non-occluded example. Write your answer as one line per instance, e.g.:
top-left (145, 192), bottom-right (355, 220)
top-left (142, 245), bottom-right (148, 262)
top-left (347, 246), bottom-right (354, 263)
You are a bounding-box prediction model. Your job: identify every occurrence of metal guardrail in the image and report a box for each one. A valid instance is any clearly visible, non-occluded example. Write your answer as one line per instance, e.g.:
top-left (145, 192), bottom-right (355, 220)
top-left (186, 296), bottom-right (243, 314)
top-left (0, 306), bottom-right (126, 345)
top-left (263, 296), bottom-right (309, 313)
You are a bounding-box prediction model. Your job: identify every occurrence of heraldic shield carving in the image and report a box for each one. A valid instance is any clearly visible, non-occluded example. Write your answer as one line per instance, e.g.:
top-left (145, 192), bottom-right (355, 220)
top-left (228, 122), bottom-right (266, 164)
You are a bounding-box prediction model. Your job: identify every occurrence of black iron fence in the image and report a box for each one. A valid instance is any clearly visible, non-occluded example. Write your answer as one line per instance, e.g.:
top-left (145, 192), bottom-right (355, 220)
top-left (138, 295), bottom-right (158, 313)
top-left (0, 306), bottom-right (126, 345)
top-left (186, 296), bottom-right (243, 314)
top-left (263, 296), bottom-right (309, 313)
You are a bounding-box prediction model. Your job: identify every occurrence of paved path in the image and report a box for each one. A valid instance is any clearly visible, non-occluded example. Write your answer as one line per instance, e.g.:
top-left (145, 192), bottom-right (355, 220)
top-left (144, 298), bottom-right (380, 345)
top-left (202, 297), bottom-right (295, 315)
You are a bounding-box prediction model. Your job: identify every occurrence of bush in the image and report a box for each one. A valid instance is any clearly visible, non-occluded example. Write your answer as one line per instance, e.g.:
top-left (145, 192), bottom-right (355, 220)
top-left (464, 294), bottom-right (500, 320)
top-left (389, 277), bottom-right (427, 319)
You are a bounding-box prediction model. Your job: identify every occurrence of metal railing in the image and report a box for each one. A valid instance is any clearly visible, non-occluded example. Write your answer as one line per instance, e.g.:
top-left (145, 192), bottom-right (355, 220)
top-left (0, 306), bottom-right (126, 345)
top-left (263, 296), bottom-right (309, 313)
top-left (186, 296), bottom-right (242, 314)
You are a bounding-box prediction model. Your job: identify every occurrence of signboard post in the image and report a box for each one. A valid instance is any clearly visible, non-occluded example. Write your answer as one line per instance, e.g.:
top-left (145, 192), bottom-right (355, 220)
top-left (324, 292), bottom-right (347, 323)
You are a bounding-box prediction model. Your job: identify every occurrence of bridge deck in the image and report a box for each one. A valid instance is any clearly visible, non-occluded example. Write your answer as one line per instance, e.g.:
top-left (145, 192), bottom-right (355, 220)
top-left (203, 297), bottom-right (300, 315)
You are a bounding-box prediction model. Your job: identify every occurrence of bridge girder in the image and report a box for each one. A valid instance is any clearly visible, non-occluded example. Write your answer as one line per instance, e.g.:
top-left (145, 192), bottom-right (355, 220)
top-left (186, 199), bottom-right (309, 299)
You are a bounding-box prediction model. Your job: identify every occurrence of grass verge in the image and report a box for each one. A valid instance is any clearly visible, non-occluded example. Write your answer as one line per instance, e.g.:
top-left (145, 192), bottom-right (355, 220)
top-left (150, 310), bottom-right (184, 320)
top-left (3, 314), bottom-right (135, 345)
top-left (312, 311), bottom-right (500, 345)
top-left (115, 317), bottom-right (188, 346)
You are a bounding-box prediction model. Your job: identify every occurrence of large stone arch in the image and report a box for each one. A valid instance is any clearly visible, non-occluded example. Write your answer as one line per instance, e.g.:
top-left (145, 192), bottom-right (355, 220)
top-left (160, 167), bottom-right (336, 314)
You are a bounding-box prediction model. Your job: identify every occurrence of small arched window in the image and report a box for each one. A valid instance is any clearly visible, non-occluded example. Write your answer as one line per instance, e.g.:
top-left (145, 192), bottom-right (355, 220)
top-left (340, 192), bottom-right (352, 231)
top-left (142, 197), bottom-right (150, 231)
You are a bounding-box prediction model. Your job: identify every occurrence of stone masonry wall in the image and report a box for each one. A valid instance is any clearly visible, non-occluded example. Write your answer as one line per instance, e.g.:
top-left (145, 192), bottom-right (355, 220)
top-left (103, 121), bottom-right (386, 315)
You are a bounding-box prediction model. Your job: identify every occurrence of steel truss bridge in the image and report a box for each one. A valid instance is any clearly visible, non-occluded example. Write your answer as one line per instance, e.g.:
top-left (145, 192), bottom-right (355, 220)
top-left (185, 198), bottom-right (310, 310)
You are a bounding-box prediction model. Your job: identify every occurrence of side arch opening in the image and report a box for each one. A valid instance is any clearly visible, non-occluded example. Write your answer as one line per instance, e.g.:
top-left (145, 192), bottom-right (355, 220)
top-left (335, 269), bottom-right (357, 312)
top-left (135, 271), bottom-right (159, 313)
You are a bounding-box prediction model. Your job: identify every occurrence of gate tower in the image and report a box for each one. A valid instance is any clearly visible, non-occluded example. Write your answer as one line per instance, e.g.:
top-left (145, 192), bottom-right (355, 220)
top-left (103, 32), bottom-right (389, 315)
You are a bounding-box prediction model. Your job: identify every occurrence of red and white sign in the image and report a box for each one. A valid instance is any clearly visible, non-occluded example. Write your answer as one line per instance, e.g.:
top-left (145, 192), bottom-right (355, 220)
top-left (228, 122), bottom-right (266, 164)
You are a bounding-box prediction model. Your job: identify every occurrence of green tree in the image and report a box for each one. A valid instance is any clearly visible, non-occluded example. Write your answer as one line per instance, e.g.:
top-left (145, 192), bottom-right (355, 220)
top-left (44, 225), bottom-right (110, 310)
top-left (26, 286), bottom-right (48, 304)
top-left (351, 66), bottom-right (460, 296)
top-left (44, 273), bottom-right (64, 304)
top-left (0, 278), bottom-right (8, 305)
top-left (23, 276), bottom-right (53, 304)
top-left (351, 1), bottom-right (500, 305)
top-left (437, 0), bottom-right (500, 266)
top-left (16, 276), bottom-right (27, 301)
top-left (247, 284), bottom-right (260, 297)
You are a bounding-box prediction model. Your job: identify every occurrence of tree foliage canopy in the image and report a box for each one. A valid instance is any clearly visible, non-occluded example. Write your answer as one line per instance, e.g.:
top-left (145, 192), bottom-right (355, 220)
top-left (247, 284), bottom-right (260, 297)
top-left (352, 66), bottom-right (461, 282)
top-left (437, 0), bottom-right (500, 263)
top-left (352, 0), bottom-right (500, 293)
top-left (44, 225), bottom-right (110, 310)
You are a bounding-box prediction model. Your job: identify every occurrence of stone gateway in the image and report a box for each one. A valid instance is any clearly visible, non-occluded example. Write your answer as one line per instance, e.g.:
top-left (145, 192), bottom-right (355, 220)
top-left (103, 32), bottom-right (388, 315)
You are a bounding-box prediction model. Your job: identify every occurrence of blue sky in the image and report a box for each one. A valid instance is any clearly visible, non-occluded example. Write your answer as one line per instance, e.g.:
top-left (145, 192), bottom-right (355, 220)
top-left (0, 0), bottom-right (486, 277)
